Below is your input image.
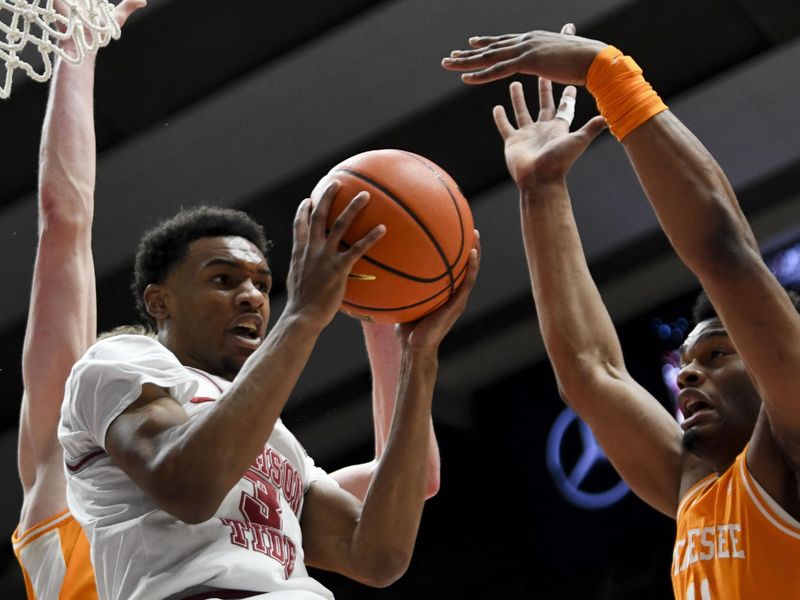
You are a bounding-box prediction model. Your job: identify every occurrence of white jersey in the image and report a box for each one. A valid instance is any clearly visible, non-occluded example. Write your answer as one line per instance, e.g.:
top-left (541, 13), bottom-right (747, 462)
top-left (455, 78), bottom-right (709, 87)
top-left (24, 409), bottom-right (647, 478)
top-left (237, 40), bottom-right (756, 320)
top-left (58, 334), bottom-right (335, 600)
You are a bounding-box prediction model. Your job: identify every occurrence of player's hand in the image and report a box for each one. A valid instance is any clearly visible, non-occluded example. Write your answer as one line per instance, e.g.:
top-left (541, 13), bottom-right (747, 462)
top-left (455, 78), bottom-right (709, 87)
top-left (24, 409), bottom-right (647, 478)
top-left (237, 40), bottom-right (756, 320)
top-left (396, 231), bottom-right (480, 353)
top-left (286, 180), bottom-right (385, 329)
top-left (441, 23), bottom-right (606, 86)
top-left (494, 79), bottom-right (606, 187)
top-left (112, 0), bottom-right (147, 28)
top-left (53, 0), bottom-right (145, 49)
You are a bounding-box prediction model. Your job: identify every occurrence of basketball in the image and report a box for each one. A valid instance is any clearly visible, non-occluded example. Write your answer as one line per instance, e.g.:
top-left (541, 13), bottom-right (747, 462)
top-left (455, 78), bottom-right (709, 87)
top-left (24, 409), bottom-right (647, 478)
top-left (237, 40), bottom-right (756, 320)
top-left (311, 149), bottom-right (475, 324)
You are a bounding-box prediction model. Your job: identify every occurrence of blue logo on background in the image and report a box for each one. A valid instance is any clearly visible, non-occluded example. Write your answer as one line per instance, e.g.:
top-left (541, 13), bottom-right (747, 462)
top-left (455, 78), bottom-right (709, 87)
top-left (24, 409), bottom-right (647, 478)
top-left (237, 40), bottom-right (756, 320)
top-left (546, 407), bottom-right (629, 509)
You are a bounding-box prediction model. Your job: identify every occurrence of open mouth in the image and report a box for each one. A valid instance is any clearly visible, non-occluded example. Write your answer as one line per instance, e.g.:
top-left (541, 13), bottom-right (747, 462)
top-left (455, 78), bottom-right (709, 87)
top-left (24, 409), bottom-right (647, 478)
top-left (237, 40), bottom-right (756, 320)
top-left (678, 390), bottom-right (715, 430)
top-left (231, 323), bottom-right (260, 340)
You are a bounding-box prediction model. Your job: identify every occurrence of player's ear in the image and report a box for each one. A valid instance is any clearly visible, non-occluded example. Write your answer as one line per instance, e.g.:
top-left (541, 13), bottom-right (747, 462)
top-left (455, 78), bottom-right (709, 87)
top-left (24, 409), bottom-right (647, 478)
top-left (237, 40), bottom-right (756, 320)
top-left (143, 284), bottom-right (170, 321)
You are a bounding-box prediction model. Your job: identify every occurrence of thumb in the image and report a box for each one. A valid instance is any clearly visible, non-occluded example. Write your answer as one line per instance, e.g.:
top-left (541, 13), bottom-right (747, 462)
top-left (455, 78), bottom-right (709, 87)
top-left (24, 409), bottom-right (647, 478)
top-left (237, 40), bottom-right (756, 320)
top-left (561, 115), bottom-right (607, 165)
top-left (574, 115), bottom-right (607, 146)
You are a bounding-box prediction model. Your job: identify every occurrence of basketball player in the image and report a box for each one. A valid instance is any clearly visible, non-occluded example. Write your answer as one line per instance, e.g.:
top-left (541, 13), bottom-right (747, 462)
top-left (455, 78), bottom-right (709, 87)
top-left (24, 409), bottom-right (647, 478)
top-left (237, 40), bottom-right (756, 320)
top-left (12, 3), bottom-right (146, 598)
top-left (443, 24), bottom-right (800, 598)
top-left (58, 195), bottom-right (478, 600)
top-left (14, 4), bottom-right (441, 600)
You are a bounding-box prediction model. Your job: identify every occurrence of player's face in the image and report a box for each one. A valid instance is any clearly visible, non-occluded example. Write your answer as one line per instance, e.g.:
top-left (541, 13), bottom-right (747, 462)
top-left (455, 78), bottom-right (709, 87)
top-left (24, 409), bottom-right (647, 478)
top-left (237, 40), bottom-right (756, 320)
top-left (676, 319), bottom-right (761, 465)
top-left (160, 236), bottom-right (271, 380)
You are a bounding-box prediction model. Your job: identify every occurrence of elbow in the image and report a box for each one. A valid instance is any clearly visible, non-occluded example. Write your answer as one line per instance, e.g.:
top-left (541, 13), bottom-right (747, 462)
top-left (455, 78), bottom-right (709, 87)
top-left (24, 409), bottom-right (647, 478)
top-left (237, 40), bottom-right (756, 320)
top-left (38, 185), bottom-right (93, 232)
top-left (151, 482), bottom-right (223, 524)
top-left (355, 549), bottom-right (412, 588)
top-left (424, 471), bottom-right (440, 500)
top-left (555, 358), bottom-right (627, 408)
top-left (145, 461), bottom-right (227, 524)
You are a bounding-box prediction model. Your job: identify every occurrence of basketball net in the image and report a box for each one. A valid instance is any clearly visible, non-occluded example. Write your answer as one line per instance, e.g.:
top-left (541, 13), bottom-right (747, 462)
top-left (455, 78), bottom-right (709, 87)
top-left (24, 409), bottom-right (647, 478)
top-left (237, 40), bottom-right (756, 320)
top-left (1, 0), bottom-right (119, 99)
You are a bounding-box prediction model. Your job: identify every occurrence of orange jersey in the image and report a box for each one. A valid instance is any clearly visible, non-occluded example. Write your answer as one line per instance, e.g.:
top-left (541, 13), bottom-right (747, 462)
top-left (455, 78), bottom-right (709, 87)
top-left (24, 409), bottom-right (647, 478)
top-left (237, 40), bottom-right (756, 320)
top-left (672, 450), bottom-right (800, 599)
top-left (12, 510), bottom-right (97, 600)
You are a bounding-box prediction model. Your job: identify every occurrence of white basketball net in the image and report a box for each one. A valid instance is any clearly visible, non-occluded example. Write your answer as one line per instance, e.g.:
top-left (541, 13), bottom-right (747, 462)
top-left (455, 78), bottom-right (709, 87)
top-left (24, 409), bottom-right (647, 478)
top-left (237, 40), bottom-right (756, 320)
top-left (1, 0), bottom-right (120, 99)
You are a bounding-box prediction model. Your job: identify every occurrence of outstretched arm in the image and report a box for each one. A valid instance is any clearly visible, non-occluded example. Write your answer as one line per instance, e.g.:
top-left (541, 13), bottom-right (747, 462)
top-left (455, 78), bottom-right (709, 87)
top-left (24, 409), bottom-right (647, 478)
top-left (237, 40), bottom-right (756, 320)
top-left (329, 322), bottom-right (440, 501)
top-left (491, 77), bottom-right (696, 516)
top-left (444, 24), bottom-right (800, 479)
top-left (17, 0), bottom-right (146, 528)
top-left (301, 239), bottom-right (478, 587)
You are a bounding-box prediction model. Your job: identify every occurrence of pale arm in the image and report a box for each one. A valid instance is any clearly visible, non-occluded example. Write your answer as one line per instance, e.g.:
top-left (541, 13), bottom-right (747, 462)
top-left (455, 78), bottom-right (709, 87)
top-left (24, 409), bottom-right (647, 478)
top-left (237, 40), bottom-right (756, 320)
top-left (17, 0), bottom-right (145, 528)
top-left (329, 322), bottom-right (440, 501)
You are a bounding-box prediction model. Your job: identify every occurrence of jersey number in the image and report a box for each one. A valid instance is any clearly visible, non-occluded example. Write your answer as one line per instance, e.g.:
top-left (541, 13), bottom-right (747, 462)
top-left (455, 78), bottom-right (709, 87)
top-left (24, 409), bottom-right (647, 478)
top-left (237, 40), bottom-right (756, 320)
top-left (241, 471), bottom-right (282, 530)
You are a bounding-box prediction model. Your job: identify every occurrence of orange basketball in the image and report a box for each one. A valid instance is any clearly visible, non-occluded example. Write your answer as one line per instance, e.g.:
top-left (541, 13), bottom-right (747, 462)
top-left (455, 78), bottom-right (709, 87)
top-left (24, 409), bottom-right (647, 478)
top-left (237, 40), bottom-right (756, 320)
top-left (311, 149), bottom-right (474, 324)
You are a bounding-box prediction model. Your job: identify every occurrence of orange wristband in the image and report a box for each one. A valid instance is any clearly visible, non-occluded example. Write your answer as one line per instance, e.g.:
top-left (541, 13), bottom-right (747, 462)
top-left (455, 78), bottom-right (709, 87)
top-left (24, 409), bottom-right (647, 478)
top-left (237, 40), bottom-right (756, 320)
top-left (586, 45), bottom-right (667, 141)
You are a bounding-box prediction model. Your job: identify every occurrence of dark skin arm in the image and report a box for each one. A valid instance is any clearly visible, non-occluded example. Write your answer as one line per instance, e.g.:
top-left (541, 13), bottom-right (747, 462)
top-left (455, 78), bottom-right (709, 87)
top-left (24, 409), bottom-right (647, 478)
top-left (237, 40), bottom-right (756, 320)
top-left (105, 182), bottom-right (386, 524)
top-left (444, 23), bottom-right (800, 510)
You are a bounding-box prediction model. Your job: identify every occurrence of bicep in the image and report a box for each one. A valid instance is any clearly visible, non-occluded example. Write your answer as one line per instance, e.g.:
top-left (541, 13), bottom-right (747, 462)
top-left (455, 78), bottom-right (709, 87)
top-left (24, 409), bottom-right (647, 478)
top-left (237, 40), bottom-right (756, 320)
top-left (300, 480), bottom-right (363, 578)
top-left (20, 229), bottom-right (96, 474)
top-left (104, 383), bottom-right (189, 495)
top-left (702, 265), bottom-right (800, 428)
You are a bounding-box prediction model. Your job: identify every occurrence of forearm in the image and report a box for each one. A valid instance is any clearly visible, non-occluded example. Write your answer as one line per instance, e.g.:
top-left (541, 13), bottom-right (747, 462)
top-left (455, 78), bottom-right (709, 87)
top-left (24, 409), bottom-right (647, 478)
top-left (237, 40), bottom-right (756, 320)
top-left (20, 47), bottom-right (98, 459)
top-left (347, 350), bottom-right (437, 577)
top-left (622, 112), bottom-right (760, 274)
top-left (129, 313), bottom-right (324, 521)
top-left (520, 179), bottom-right (625, 391)
top-left (350, 323), bottom-right (440, 497)
top-left (38, 52), bottom-right (97, 225)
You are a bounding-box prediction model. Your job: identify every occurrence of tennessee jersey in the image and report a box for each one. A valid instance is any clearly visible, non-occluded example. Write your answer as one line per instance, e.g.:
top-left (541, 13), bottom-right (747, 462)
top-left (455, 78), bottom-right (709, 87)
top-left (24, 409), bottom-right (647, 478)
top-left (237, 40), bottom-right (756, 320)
top-left (672, 450), bottom-right (800, 599)
top-left (12, 510), bottom-right (97, 600)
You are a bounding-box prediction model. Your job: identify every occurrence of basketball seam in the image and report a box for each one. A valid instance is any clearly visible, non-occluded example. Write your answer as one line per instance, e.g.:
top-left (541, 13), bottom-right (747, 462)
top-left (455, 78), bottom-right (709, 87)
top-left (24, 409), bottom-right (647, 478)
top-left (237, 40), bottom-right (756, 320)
top-left (399, 150), bottom-right (468, 277)
top-left (336, 167), bottom-right (456, 290)
top-left (342, 259), bottom-right (470, 312)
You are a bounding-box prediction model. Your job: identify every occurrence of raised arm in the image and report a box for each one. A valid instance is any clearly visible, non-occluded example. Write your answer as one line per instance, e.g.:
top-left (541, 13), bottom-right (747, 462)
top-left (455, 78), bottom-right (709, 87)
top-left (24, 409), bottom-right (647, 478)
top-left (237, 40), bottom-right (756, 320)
top-left (444, 24), bottom-right (800, 476)
top-left (329, 321), bottom-right (440, 501)
top-left (300, 237), bottom-right (479, 587)
top-left (17, 0), bottom-right (145, 529)
top-left (492, 78), bottom-right (697, 516)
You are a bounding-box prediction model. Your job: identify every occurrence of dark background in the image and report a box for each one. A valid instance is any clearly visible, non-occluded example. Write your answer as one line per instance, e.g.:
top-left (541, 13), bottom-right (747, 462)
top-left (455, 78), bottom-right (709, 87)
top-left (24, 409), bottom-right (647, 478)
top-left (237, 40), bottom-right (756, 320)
top-left (2, 0), bottom-right (800, 597)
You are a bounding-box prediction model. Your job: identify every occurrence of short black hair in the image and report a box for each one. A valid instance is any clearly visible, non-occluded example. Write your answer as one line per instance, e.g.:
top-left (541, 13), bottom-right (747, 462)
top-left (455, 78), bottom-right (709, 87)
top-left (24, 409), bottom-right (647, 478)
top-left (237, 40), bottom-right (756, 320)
top-left (132, 206), bottom-right (272, 325)
top-left (692, 285), bottom-right (800, 325)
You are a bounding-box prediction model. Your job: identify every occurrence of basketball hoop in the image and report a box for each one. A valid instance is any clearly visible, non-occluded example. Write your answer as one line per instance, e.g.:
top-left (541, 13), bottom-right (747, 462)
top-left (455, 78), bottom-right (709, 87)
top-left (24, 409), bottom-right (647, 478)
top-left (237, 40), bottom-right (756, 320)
top-left (1, 0), bottom-right (120, 99)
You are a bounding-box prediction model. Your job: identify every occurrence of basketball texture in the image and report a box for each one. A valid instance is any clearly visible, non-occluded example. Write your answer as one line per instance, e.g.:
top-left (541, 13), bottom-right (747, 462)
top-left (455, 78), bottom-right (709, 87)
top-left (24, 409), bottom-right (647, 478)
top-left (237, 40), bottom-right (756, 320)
top-left (311, 149), bottom-right (474, 324)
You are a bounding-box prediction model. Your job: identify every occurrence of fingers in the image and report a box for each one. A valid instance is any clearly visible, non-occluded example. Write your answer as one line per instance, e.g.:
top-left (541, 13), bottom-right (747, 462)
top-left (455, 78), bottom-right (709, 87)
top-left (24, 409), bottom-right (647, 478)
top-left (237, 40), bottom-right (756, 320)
top-left (326, 191), bottom-right (370, 252)
top-left (492, 105), bottom-right (515, 140)
top-left (341, 224), bottom-right (386, 268)
top-left (467, 33), bottom-right (522, 48)
top-left (554, 86), bottom-right (577, 127)
top-left (509, 81), bottom-right (533, 128)
top-left (538, 78), bottom-right (555, 121)
top-left (443, 230), bottom-right (481, 311)
top-left (574, 114), bottom-right (608, 144)
top-left (115, 0), bottom-right (147, 27)
top-left (293, 198), bottom-right (312, 253)
top-left (458, 59), bottom-right (520, 85)
top-left (442, 42), bottom-right (529, 85)
top-left (310, 179), bottom-right (340, 241)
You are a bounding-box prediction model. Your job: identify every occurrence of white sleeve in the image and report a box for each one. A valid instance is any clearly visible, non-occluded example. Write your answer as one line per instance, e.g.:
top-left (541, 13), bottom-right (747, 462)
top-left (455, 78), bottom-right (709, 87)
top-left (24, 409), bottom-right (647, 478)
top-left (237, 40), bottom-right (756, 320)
top-left (59, 335), bottom-right (198, 459)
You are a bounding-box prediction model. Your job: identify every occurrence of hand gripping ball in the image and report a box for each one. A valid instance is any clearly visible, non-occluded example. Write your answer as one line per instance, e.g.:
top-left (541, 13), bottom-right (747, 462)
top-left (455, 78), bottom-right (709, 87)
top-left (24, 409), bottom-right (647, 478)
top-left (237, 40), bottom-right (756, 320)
top-left (311, 149), bottom-right (475, 324)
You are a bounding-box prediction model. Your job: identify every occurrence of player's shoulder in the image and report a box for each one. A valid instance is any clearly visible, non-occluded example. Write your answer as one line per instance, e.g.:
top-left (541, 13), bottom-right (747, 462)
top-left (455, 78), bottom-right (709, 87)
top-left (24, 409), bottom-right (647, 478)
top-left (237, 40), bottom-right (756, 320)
top-left (84, 333), bottom-right (165, 362)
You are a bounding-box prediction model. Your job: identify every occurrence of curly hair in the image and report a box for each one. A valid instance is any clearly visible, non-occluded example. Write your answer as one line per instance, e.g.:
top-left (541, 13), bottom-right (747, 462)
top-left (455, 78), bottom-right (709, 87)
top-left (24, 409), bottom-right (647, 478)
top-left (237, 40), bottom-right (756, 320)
top-left (131, 206), bottom-right (272, 326)
top-left (692, 285), bottom-right (800, 325)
